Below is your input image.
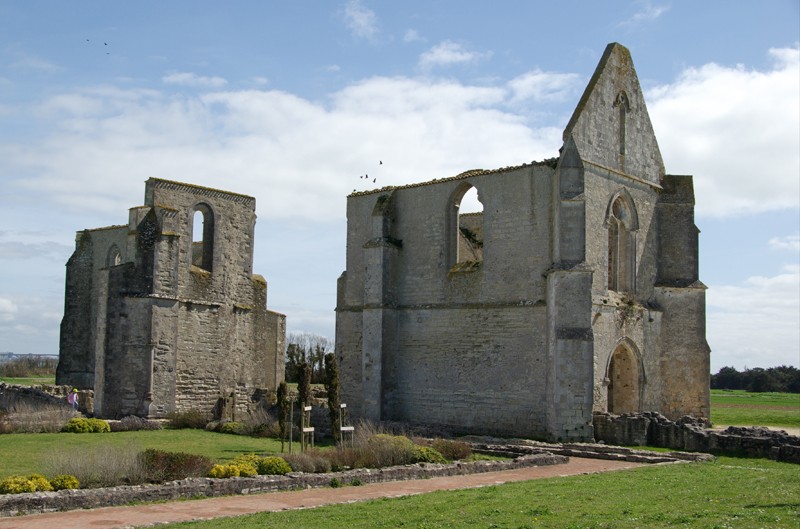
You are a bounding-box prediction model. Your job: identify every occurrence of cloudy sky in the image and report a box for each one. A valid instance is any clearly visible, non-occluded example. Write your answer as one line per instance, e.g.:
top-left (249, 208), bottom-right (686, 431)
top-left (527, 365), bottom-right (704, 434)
top-left (0, 1), bottom-right (797, 371)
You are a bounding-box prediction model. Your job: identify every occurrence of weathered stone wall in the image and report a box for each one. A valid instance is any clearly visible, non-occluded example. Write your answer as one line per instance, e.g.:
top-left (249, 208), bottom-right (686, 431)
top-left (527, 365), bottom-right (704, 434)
top-left (57, 179), bottom-right (285, 420)
top-left (57, 225), bottom-right (128, 393)
top-left (338, 165), bottom-right (560, 438)
top-left (337, 43), bottom-right (709, 441)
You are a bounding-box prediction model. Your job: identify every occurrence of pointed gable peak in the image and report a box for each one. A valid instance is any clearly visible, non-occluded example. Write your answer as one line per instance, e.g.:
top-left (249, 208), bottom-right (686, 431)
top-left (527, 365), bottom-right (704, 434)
top-left (563, 43), bottom-right (664, 185)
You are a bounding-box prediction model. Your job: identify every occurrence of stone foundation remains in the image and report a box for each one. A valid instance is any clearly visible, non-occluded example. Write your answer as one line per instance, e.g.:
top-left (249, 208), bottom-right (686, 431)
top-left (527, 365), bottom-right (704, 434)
top-left (593, 412), bottom-right (800, 463)
top-left (0, 383), bottom-right (93, 415)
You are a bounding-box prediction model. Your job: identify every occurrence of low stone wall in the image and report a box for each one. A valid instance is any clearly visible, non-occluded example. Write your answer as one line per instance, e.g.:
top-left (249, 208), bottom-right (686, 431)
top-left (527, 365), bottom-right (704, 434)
top-left (0, 452), bottom-right (565, 517)
top-left (593, 412), bottom-right (800, 463)
top-left (0, 383), bottom-right (93, 415)
top-left (464, 437), bottom-right (714, 464)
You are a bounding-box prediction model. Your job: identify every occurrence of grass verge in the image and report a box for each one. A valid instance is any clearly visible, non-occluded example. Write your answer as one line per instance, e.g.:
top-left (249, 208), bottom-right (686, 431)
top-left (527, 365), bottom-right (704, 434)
top-left (0, 429), bottom-right (284, 479)
top-left (0, 376), bottom-right (56, 385)
top-left (162, 456), bottom-right (800, 529)
top-left (711, 389), bottom-right (800, 428)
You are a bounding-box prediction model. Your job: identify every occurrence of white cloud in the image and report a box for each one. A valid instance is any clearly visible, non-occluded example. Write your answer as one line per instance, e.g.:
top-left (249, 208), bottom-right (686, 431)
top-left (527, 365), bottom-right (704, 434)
top-left (1, 76), bottom-right (556, 222)
top-left (707, 264), bottom-right (800, 370)
top-left (620, 0), bottom-right (670, 26)
top-left (342, 0), bottom-right (378, 40)
top-left (10, 55), bottom-right (63, 74)
top-left (419, 41), bottom-right (492, 70)
top-left (0, 293), bottom-right (61, 352)
top-left (0, 241), bottom-right (72, 260)
top-left (648, 45), bottom-right (800, 217)
top-left (769, 234), bottom-right (800, 251)
top-left (507, 69), bottom-right (581, 104)
top-left (404, 29), bottom-right (424, 43)
top-left (162, 72), bottom-right (228, 88)
top-left (0, 297), bottom-right (18, 322)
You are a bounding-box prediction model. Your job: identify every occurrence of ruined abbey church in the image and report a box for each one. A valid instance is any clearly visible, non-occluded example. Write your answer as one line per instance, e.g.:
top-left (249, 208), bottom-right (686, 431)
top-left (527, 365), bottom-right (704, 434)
top-left (57, 179), bottom-right (285, 419)
top-left (335, 43), bottom-right (710, 441)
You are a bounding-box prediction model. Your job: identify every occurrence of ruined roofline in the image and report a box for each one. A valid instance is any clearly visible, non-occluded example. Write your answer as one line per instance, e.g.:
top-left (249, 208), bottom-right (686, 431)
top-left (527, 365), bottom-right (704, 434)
top-left (459, 211), bottom-right (483, 218)
top-left (81, 224), bottom-right (128, 234)
top-left (348, 158), bottom-right (558, 197)
top-left (146, 177), bottom-right (256, 207)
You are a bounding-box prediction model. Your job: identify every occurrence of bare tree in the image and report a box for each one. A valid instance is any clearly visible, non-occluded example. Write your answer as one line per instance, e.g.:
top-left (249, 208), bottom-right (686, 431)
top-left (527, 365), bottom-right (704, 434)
top-left (285, 333), bottom-right (333, 383)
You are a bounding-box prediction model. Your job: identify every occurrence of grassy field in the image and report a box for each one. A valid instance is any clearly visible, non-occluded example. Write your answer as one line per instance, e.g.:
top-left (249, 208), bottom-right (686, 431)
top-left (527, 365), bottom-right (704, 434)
top-left (0, 376), bottom-right (55, 385)
top-left (0, 429), bottom-right (285, 479)
top-left (162, 456), bottom-right (800, 529)
top-left (710, 389), bottom-right (800, 428)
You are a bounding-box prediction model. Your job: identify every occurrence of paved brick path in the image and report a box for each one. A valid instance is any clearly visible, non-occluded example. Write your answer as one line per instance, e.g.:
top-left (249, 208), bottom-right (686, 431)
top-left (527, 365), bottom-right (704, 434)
top-left (0, 457), bottom-right (644, 529)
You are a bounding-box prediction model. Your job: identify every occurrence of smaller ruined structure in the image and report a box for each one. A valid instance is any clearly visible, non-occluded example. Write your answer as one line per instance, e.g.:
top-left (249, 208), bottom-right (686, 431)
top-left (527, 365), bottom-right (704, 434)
top-left (57, 178), bottom-right (285, 419)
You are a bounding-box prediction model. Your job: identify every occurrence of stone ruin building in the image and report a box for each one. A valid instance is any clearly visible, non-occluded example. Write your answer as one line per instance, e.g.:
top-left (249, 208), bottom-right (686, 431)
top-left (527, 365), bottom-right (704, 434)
top-left (335, 43), bottom-right (710, 441)
top-left (57, 178), bottom-right (285, 419)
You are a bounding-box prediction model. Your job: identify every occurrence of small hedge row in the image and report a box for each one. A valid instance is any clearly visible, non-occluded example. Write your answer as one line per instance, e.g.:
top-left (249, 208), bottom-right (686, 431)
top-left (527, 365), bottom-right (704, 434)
top-left (0, 474), bottom-right (79, 494)
top-left (62, 417), bottom-right (110, 433)
top-left (208, 455), bottom-right (292, 478)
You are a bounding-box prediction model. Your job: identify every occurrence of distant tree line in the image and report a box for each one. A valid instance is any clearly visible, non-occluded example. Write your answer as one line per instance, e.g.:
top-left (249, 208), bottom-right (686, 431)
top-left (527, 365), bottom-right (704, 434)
top-left (711, 365), bottom-right (800, 393)
top-left (284, 333), bottom-right (333, 383)
top-left (0, 356), bottom-right (58, 377)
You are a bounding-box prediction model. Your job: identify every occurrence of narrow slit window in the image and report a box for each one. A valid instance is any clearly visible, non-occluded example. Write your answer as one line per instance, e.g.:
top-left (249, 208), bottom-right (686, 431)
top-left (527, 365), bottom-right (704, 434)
top-left (192, 205), bottom-right (214, 272)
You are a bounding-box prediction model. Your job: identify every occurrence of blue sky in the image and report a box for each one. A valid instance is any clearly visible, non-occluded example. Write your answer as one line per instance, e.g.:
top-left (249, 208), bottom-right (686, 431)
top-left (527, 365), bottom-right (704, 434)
top-left (0, 1), bottom-right (798, 371)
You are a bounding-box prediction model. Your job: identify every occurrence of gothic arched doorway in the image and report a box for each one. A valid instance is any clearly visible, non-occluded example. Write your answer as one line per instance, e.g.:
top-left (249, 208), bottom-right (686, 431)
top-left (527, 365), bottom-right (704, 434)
top-left (607, 343), bottom-right (641, 414)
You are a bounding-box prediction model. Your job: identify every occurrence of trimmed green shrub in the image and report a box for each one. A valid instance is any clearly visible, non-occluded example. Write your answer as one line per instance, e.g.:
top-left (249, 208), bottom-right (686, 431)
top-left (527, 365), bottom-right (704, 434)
top-left (231, 453), bottom-right (261, 466)
top-left (139, 449), bottom-right (214, 482)
top-left (235, 462), bottom-right (258, 477)
top-left (27, 474), bottom-right (53, 492)
top-left (208, 464), bottom-right (239, 478)
top-left (49, 474), bottom-right (80, 491)
top-left (256, 456), bottom-right (292, 475)
top-left (0, 474), bottom-right (55, 494)
top-left (0, 476), bottom-right (36, 494)
top-left (219, 421), bottom-right (244, 435)
top-left (282, 452), bottom-right (331, 473)
top-left (366, 434), bottom-right (418, 467)
top-left (62, 417), bottom-right (110, 433)
top-left (110, 415), bottom-right (163, 432)
top-left (431, 439), bottom-right (473, 461)
top-left (166, 409), bottom-right (208, 429)
top-left (413, 446), bottom-right (447, 464)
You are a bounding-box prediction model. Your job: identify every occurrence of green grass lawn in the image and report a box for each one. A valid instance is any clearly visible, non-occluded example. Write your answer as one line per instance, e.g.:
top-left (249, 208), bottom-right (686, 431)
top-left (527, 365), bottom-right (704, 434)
top-left (711, 389), bottom-right (800, 428)
top-left (0, 376), bottom-right (56, 385)
top-left (0, 429), bottom-right (286, 479)
top-left (162, 456), bottom-right (800, 529)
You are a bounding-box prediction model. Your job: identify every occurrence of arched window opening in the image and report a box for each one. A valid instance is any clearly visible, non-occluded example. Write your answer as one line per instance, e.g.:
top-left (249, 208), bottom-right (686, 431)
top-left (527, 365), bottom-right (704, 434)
top-left (456, 186), bottom-right (484, 264)
top-left (192, 204), bottom-right (214, 272)
top-left (107, 245), bottom-right (122, 267)
top-left (607, 194), bottom-right (636, 293)
top-left (607, 343), bottom-right (641, 414)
